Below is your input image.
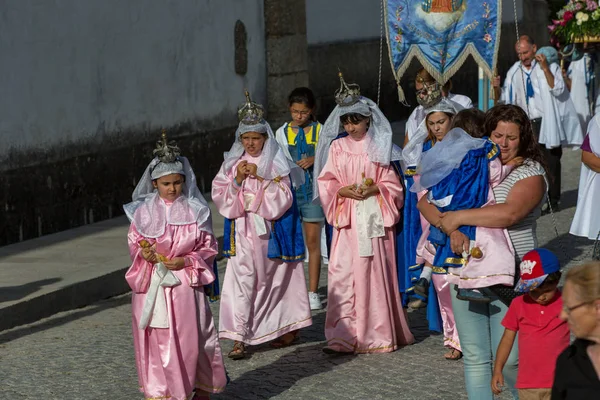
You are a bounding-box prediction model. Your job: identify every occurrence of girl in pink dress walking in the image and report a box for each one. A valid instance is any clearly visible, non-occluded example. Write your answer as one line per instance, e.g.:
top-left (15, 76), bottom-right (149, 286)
top-left (124, 132), bottom-right (227, 400)
top-left (314, 73), bottom-right (414, 354)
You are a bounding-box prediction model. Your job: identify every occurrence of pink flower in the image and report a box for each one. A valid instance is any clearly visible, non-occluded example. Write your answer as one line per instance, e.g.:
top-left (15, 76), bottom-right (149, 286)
top-left (395, 35), bottom-right (401, 42)
top-left (587, 0), bottom-right (598, 11)
top-left (548, 24), bottom-right (557, 33)
top-left (563, 10), bottom-right (575, 22)
top-left (484, 33), bottom-right (492, 43)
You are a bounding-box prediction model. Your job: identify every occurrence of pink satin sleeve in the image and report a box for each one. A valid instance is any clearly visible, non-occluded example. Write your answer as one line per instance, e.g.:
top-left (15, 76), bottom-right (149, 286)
top-left (125, 224), bottom-right (152, 293)
top-left (250, 175), bottom-right (294, 221)
top-left (211, 165), bottom-right (245, 219)
top-left (489, 158), bottom-right (513, 188)
top-left (317, 150), bottom-right (349, 228)
top-left (375, 164), bottom-right (403, 228)
top-left (183, 228), bottom-right (218, 287)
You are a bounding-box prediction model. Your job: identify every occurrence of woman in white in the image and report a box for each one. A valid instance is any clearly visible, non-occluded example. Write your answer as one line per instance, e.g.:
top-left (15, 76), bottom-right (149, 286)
top-left (570, 113), bottom-right (600, 240)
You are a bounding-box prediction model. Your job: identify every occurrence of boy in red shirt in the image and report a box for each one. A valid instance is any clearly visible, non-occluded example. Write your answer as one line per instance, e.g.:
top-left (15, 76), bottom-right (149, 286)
top-left (491, 248), bottom-right (570, 400)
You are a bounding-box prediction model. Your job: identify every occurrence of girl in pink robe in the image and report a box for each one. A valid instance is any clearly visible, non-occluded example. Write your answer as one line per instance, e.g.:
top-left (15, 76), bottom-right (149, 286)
top-left (313, 76), bottom-right (414, 354)
top-left (212, 92), bottom-right (312, 359)
top-left (124, 134), bottom-right (227, 400)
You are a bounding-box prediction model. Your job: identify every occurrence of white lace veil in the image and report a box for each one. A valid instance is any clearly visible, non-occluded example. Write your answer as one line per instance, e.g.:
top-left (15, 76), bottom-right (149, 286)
top-left (410, 128), bottom-right (488, 192)
top-left (221, 120), bottom-right (304, 185)
top-left (312, 96), bottom-right (401, 203)
top-left (401, 97), bottom-right (463, 170)
top-left (123, 156), bottom-right (212, 238)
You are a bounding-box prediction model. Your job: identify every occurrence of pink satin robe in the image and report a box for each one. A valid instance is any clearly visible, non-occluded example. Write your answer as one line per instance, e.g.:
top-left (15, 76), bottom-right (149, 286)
top-left (317, 135), bottom-right (415, 353)
top-left (414, 159), bottom-right (515, 351)
top-left (126, 203), bottom-right (227, 400)
top-left (211, 153), bottom-right (312, 345)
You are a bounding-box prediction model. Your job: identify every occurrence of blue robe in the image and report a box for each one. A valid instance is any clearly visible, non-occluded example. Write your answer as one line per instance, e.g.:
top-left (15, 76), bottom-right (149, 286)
top-left (427, 140), bottom-right (500, 270)
top-left (396, 139), bottom-right (442, 333)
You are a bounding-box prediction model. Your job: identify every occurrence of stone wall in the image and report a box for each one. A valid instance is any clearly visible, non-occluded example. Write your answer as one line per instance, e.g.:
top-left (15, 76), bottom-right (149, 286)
top-left (264, 0), bottom-right (309, 126)
top-left (0, 0), bottom-right (266, 246)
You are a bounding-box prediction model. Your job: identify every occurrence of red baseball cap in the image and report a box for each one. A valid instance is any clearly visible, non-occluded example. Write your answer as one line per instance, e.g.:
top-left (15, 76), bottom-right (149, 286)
top-left (515, 248), bottom-right (560, 293)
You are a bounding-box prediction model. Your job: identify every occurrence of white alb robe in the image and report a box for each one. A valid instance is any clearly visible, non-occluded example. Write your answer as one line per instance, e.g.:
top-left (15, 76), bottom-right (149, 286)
top-left (570, 114), bottom-right (600, 240)
top-left (502, 61), bottom-right (583, 149)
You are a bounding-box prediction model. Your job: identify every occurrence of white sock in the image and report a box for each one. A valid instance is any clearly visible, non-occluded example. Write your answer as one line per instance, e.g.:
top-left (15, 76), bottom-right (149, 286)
top-left (420, 266), bottom-right (433, 281)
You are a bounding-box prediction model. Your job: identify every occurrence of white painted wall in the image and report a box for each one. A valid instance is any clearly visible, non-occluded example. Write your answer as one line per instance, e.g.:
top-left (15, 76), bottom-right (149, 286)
top-left (0, 0), bottom-right (266, 155)
top-left (306, 0), bottom-right (524, 45)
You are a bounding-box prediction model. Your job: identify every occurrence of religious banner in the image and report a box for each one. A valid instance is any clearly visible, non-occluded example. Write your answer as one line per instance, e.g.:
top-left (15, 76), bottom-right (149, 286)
top-left (385, 0), bottom-right (502, 101)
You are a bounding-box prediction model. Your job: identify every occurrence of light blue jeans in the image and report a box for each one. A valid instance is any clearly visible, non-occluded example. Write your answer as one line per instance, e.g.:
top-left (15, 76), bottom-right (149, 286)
top-left (450, 287), bottom-right (519, 400)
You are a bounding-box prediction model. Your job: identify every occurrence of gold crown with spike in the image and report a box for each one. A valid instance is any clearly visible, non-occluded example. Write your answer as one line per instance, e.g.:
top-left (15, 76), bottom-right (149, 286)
top-left (153, 129), bottom-right (181, 163)
top-left (334, 71), bottom-right (361, 106)
top-left (237, 90), bottom-right (265, 125)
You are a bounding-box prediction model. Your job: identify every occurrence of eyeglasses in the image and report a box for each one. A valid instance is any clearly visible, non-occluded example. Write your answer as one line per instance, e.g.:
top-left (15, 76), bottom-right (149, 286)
top-left (291, 110), bottom-right (311, 116)
top-left (562, 301), bottom-right (593, 315)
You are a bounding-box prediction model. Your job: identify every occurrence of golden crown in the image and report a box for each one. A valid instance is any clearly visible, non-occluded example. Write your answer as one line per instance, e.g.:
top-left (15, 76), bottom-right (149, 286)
top-left (237, 90), bottom-right (265, 125)
top-left (334, 71), bottom-right (361, 106)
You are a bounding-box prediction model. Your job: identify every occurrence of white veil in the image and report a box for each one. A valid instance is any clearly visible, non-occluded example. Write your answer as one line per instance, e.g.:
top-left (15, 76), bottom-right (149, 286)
top-left (123, 156), bottom-right (212, 238)
top-left (401, 97), bottom-right (463, 170)
top-left (222, 120), bottom-right (305, 186)
top-left (312, 96), bottom-right (401, 203)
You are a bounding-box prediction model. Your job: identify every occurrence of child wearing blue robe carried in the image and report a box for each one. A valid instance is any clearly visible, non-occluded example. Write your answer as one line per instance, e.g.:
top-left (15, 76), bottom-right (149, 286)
top-left (414, 110), bottom-right (520, 304)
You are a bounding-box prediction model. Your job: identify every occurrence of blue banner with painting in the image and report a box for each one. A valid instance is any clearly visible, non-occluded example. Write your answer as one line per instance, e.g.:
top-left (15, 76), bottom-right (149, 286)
top-left (385, 0), bottom-right (502, 101)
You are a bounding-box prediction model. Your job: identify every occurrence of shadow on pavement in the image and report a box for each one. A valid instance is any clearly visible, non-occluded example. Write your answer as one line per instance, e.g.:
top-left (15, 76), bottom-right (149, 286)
top-left (0, 293), bottom-right (131, 344)
top-left (542, 232), bottom-right (596, 267)
top-left (215, 343), bottom-right (355, 399)
top-left (406, 307), bottom-right (441, 344)
top-left (0, 277), bottom-right (62, 304)
top-left (558, 188), bottom-right (579, 211)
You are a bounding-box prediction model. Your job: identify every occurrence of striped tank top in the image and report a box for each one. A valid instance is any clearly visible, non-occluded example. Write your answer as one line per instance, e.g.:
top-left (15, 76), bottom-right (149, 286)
top-left (493, 159), bottom-right (548, 261)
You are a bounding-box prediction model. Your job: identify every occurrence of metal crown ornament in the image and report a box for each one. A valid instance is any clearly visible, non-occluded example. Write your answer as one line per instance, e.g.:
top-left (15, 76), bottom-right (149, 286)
top-left (237, 90), bottom-right (265, 125)
top-left (153, 129), bottom-right (181, 163)
top-left (334, 71), bottom-right (361, 106)
top-left (416, 81), bottom-right (443, 108)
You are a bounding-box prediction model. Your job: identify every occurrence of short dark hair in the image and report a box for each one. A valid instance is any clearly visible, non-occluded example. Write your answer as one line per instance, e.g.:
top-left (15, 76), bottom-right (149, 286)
top-left (540, 271), bottom-right (562, 287)
top-left (288, 87), bottom-right (316, 109)
top-left (340, 113), bottom-right (370, 126)
top-left (451, 109), bottom-right (486, 138)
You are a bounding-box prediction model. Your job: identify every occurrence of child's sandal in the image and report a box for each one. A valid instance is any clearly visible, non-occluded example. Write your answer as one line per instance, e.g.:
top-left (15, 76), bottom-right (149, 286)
top-left (270, 330), bottom-right (300, 349)
top-left (444, 348), bottom-right (463, 361)
top-left (228, 341), bottom-right (246, 360)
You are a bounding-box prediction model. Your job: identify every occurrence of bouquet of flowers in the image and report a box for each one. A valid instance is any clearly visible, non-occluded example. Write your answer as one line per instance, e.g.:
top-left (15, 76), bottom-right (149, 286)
top-left (548, 0), bottom-right (600, 47)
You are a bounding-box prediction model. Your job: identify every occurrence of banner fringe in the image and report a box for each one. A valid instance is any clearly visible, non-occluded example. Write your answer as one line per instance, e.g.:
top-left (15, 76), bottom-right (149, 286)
top-left (383, 0), bottom-right (503, 102)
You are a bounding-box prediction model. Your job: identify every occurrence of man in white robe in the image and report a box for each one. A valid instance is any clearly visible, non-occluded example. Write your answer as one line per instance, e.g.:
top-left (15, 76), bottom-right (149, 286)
top-left (494, 35), bottom-right (582, 210)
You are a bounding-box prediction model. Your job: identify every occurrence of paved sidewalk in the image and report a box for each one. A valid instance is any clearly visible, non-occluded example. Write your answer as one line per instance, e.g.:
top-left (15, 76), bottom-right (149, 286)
top-left (0, 121), bottom-right (406, 332)
top-left (0, 140), bottom-right (597, 399)
top-left (0, 203), bottom-right (222, 331)
top-left (1, 119), bottom-right (596, 333)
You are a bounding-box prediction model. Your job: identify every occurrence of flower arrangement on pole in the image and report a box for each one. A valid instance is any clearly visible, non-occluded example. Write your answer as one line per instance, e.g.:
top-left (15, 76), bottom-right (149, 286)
top-left (548, 0), bottom-right (600, 48)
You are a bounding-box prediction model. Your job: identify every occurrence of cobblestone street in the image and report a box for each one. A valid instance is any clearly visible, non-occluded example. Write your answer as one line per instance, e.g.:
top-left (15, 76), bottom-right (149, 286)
top-left (1, 149), bottom-right (596, 400)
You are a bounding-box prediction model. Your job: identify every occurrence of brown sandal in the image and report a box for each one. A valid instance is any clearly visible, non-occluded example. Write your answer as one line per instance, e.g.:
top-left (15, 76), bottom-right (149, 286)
top-left (270, 330), bottom-right (300, 349)
top-left (228, 341), bottom-right (246, 360)
top-left (444, 348), bottom-right (463, 360)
